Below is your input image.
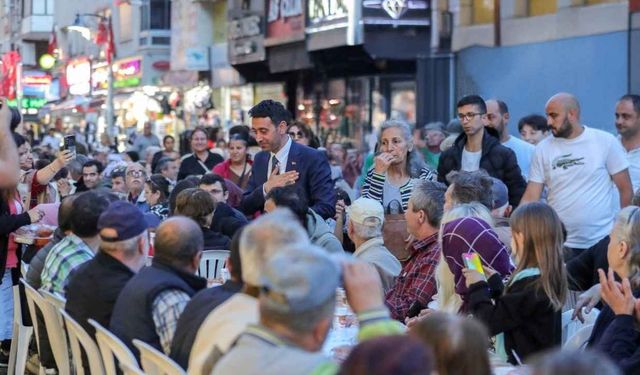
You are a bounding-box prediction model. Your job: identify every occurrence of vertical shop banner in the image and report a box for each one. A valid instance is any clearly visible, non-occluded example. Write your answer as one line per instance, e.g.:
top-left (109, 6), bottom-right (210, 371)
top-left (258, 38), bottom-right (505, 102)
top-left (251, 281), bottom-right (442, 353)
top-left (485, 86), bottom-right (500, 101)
top-left (227, 0), bottom-right (265, 65)
top-left (1, 52), bottom-right (21, 99)
top-left (266, 0), bottom-right (304, 45)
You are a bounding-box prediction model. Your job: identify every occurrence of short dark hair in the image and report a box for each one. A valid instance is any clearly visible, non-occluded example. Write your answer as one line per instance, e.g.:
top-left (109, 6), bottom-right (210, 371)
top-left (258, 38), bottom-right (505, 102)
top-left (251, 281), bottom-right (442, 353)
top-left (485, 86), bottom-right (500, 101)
top-left (199, 173), bottom-right (228, 193)
top-left (495, 100), bottom-right (508, 115)
top-left (110, 166), bottom-right (126, 179)
top-left (70, 191), bottom-right (111, 237)
top-left (154, 217), bottom-right (204, 269)
top-left (82, 159), bottom-right (104, 174)
top-left (446, 170), bottom-right (494, 210)
top-left (175, 188), bottom-right (216, 227)
top-left (248, 100), bottom-right (292, 127)
top-left (12, 132), bottom-right (26, 148)
top-left (155, 157), bottom-right (175, 174)
top-left (620, 94), bottom-right (640, 116)
top-left (190, 126), bottom-right (209, 142)
top-left (169, 178), bottom-right (199, 215)
top-left (125, 151), bottom-right (139, 162)
top-left (58, 195), bottom-right (78, 232)
top-left (518, 114), bottom-right (549, 132)
top-left (265, 186), bottom-right (308, 227)
top-left (457, 95), bottom-right (487, 114)
top-left (163, 135), bottom-right (175, 144)
top-left (228, 227), bottom-right (244, 282)
top-left (146, 174), bottom-right (171, 201)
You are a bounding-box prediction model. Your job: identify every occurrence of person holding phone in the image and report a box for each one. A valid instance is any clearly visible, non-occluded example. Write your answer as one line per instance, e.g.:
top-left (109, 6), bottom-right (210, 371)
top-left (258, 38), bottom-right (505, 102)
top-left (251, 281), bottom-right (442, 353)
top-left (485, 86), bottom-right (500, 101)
top-left (463, 202), bottom-right (568, 365)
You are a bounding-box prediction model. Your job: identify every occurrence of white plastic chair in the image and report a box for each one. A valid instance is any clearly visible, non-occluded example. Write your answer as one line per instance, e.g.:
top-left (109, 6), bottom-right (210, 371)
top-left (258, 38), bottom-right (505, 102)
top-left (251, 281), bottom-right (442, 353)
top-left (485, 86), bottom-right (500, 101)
top-left (8, 285), bottom-right (34, 375)
top-left (89, 319), bottom-right (141, 375)
top-left (60, 309), bottom-right (106, 375)
top-left (561, 308), bottom-right (600, 344)
top-left (197, 250), bottom-right (230, 279)
top-left (41, 289), bottom-right (66, 312)
top-left (22, 279), bottom-right (71, 375)
top-left (564, 324), bottom-right (595, 350)
top-left (133, 339), bottom-right (186, 375)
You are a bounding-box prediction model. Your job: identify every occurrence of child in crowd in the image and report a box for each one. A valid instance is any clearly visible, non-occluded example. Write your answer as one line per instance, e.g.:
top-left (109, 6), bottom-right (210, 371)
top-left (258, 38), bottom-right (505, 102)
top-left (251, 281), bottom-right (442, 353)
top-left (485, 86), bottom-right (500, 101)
top-left (463, 202), bottom-right (568, 365)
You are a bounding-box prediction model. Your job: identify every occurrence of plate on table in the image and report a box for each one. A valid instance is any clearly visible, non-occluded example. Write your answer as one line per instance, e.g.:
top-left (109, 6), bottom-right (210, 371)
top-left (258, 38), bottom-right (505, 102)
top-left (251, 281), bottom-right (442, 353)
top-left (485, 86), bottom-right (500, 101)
top-left (15, 224), bottom-right (56, 245)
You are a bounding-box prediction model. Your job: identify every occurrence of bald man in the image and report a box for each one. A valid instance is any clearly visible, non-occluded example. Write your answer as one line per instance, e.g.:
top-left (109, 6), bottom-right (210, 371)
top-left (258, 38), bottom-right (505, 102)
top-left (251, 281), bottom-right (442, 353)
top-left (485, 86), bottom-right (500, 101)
top-left (110, 216), bottom-right (207, 359)
top-left (521, 92), bottom-right (632, 266)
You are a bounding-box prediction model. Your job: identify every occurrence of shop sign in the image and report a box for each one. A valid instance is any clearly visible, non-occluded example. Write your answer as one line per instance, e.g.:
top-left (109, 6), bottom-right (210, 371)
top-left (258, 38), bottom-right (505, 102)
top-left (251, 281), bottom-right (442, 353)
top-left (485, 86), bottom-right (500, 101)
top-left (113, 57), bottom-right (142, 88)
top-left (8, 97), bottom-right (47, 109)
top-left (307, 0), bottom-right (348, 31)
top-left (185, 47), bottom-right (210, 71)
top-left (362, 0), bottom-right (430, 26)
top-left (266, 0), bottom-right (304, 45)
top-left (92, 62), bottom-right (109, 94)
top-left (21, 71), bottom-right (52, 100)
top-left (66, 59), bottom-right (91, 96)
top-left (228, 14), bottom-right (265, 64)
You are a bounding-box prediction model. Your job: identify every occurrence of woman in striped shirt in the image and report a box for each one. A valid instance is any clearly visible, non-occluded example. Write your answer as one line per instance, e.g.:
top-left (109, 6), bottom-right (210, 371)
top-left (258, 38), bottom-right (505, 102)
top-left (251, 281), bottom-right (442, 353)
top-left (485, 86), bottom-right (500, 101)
top-left (362, 120), bottom-right (437, 212)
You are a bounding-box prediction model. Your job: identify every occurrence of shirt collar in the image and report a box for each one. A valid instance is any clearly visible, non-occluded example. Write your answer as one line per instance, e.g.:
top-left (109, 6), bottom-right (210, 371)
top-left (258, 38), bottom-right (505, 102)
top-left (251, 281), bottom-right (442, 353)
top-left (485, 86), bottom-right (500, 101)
top-left (272, 136), bottom-right (293, 164)
top-left (354, 237), bottom-right (384, 257)
top-left (410, 232), bottom-right (439, 254)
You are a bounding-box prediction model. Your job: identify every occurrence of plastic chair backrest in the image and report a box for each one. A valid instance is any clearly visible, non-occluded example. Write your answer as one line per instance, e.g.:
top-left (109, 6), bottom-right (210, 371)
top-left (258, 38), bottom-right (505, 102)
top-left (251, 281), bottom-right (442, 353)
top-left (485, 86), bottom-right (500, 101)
top-left (564, 323), bottom-right (595, 350)
top-left (198, 250), bottom-right (230, 279)
top-left (22, 280), bottom-right (71, 375)
top-left (8, 285), bottom-right (34, 375)
top-left (60, 309), bottom-right (106, 375)
top-left (133, 339), bottom-right (186, 375)
top-left (89, 319), bottom-right (140, 375)
top-left (561, 308), bottom-right (600, 344)
top-left (121, 362), bottom-right (146, 375)
top-left (21, 280), bottom-right (44, 362)
top-left (41, 289), bottom-right (66, 313)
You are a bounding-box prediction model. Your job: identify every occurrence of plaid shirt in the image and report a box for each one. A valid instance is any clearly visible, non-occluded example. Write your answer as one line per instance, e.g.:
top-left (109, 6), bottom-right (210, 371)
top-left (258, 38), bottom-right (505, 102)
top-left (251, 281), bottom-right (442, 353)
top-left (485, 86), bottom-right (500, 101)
top-left (385, 232), bottom-right (440, 321)
top-left (152, 289), bottom-right (190, 355)
top-left (41, 234), bottom-right (94, 296)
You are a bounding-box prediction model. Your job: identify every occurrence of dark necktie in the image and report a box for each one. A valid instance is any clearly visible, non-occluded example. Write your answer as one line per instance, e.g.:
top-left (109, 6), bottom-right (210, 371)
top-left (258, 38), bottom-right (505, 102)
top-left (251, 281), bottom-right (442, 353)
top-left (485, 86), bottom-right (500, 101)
top-left (270, 154), bottom-right (280, 176)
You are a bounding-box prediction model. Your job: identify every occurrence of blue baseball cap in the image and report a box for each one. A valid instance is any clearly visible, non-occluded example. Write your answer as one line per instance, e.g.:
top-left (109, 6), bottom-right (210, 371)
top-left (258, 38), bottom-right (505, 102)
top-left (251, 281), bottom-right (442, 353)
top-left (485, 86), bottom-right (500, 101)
top-left (98, 201), bottom-right (148, 242)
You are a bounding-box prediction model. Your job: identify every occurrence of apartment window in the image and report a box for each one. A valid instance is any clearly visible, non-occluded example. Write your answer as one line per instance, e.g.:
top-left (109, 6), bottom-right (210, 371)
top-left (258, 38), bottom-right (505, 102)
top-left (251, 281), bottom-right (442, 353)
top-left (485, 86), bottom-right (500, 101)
top-left (528, 0), bottom-right (557, 16)
top-left (141, 0), bottom-right (171, 30)
top-left (472, 0), bottom-right (494, 24)
top-left (30, 0), bottom-right (53, 15)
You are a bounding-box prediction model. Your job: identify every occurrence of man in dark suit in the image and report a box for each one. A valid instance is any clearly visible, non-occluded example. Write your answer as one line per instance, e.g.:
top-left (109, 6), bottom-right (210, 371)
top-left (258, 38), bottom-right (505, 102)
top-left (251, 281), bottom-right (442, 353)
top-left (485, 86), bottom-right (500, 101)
top-left (241, 100), bottom-right (335, 219)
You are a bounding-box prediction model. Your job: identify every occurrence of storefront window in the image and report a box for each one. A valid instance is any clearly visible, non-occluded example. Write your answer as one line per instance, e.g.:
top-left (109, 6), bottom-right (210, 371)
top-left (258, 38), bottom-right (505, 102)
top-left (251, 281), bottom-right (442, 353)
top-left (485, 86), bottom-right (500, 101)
top-left (390, 81), bottom-right (416, 124)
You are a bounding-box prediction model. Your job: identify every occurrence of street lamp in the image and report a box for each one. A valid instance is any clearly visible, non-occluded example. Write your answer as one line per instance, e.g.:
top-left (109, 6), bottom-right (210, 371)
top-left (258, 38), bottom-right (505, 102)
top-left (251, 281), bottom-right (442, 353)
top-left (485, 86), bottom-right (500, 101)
top-left (66, 13), bottom-right (116, 143)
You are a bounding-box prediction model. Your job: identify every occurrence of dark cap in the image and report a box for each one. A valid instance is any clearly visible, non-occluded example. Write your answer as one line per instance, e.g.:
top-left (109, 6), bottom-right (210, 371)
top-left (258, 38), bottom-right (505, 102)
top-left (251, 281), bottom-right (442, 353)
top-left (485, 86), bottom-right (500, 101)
top-left (98, 201), bottom-right (147, 242)
top-left (490, 177), bottom-right (509, 209)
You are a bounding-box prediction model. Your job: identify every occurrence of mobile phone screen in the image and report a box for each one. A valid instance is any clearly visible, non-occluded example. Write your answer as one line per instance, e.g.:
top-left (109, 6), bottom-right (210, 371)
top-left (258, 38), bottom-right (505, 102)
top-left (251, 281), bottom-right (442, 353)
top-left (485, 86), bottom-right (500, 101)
top-left (64, 136), bottom-right (76, 157)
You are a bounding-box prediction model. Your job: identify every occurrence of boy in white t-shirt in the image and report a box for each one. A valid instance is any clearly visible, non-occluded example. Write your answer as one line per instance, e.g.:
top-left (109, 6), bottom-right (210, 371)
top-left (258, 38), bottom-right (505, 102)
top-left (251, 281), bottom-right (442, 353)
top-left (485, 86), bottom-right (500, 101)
top-left (521, 93), bottom-right (632, 266)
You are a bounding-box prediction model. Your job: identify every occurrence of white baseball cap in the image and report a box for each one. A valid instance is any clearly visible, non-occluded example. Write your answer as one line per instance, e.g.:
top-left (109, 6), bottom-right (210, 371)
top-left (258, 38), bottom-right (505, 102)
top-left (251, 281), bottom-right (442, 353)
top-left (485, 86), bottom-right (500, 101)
top-left (347, 198), bottom-right (384, 225)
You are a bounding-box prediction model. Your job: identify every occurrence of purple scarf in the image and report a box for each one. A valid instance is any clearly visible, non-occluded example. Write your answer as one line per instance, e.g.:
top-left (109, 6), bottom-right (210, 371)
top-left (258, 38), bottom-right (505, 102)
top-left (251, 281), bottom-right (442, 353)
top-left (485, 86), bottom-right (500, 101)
top-left (441, 217), bottom-right (514, 298)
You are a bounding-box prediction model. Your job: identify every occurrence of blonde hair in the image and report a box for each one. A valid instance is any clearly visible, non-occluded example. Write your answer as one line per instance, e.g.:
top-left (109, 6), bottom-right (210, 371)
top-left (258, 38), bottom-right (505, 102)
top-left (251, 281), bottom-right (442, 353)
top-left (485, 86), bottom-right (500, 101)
top-left (611, 206), bottom-right (640, 288)
top-left (435, 203), bottom-right (494, 312)
top-left (509, 202), bottom-right (567, 311)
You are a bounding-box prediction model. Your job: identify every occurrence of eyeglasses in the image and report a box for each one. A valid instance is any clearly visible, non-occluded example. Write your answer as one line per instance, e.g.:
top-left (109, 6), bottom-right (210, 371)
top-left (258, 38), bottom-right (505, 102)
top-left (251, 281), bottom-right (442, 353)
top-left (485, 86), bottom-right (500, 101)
top-left (288, 131), bottom-right (305, 139)
top-left (457, 112), bottom-right (485, 121)
top-left (127, 170), bottom-right (146, 178)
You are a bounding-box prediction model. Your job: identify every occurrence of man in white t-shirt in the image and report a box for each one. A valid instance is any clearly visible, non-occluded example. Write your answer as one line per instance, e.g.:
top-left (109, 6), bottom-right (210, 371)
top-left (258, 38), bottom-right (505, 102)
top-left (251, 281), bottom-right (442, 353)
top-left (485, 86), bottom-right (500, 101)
top-left (485, 99), bottom-right (535, 179)
top-left (615, 94), bottom-right (640, 193)
top-left (521, 92), bottom-right (632, 262)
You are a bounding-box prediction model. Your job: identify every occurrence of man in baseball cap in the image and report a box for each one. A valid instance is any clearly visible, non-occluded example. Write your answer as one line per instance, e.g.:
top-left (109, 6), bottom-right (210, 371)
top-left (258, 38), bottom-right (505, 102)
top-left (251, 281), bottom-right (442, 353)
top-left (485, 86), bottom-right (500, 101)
top-left (65, 201), bottom-right (151, 341)
top-left (346, 198), bottom-right (400, 291)
top-left (213, 245), bottom-right (405, 375)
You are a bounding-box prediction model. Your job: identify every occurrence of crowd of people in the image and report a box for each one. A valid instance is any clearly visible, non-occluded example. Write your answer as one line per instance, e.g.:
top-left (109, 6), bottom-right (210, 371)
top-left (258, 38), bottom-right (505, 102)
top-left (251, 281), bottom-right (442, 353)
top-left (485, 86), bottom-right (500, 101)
top-left (0, 92), bottom-right (639, 375)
